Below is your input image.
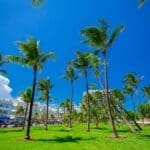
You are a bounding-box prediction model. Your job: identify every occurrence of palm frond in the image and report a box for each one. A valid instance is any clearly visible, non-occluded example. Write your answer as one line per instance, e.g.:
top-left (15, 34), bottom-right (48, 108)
top-left (81, 27), bottom-right (104, 48)
top-left (6, 55), bottom-right (29, 67)
top-left (107, 24), bottom-right (125, 48)
top-left (138, 0), bottom-right (146, 8)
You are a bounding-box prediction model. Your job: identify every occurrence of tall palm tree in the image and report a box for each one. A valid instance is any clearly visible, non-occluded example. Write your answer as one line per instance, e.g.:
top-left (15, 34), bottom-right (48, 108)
top-left (81, 20), bottom-right (124, 138)
top-left (123, 73), bottom-right (141, 111)
top-left (75, 51), bottom-right (100, 132)
top-left (0, 53), bottom-right (7, 75)
top-left (20, 87), bottom-right (32, 130)
top-left (63, 61), bottom-right (78, 128)
top-left (7, 37), bottom-right (55, 140)
top-left (37, 78), bottom-right (54, 130)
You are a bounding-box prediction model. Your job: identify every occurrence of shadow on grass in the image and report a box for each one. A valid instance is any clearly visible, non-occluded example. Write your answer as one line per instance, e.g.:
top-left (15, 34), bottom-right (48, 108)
top-left (58, 129), bottom-right (70, 132)
top-left (34, 136), bottom-right (96, 143)
top-left (117, 129), bottom-right (130, 133)
top-left (0, 129), bottom-right (22, 133)
top-left (139, 134), bottom-right (150, 140)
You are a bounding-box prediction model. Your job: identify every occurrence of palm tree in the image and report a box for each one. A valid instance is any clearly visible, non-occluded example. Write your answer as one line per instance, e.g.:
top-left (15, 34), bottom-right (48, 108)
top-left (20, 87), bottom-right (32, 130)
top-left (123, 73), bottom-right (141, 111)
top-left (143, 85), bottom-right (150, 99)
top-left (7, 37), bottom-right (55, 140)
top-left (0, 53), bottom-right (7, 76)
top-left (75, 51), bottom-right (100, 132)
top-left (32, 0), bottom-right (44, 6)
top-left (37, 78), bottom-right (54, 130)
top-left (63, 61), bottom-right (78, 128)
top-left (81, 20), bottom-right (124, 138)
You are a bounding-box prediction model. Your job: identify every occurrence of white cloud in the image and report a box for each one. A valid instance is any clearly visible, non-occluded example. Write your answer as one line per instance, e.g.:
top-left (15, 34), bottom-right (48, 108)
top-left (0, 75), bottom-right (12, 99)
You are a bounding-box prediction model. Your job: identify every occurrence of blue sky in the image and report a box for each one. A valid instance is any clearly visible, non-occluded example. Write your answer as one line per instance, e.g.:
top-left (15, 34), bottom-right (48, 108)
top-left (0, 0), bottom-right (149, 109)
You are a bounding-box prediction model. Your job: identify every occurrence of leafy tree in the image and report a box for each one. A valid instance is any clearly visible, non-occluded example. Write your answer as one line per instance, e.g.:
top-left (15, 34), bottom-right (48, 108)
top-left (20, 87), bottom-right (32, 130)
top-left (75, 51), bottom-right (100, 132)
top-left (81, 20), bottom-right (124, 137)
top-left (63, 61), bottom-right (78, 128)
top-left (37, 78), bottom-right (54, 130)
top-left (7, 37), bottom-right (55, 139)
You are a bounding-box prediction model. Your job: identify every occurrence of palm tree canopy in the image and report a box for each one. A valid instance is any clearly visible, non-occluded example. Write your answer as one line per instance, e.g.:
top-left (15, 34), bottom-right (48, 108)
top-left (81, 20), bottom-right (125, 53)
top-left (63, 61), bottom-right (78, 81)
top-left (15, 105), bottom-right (24, 115)
top-left (111, 89), bottom-right (125, 106)
top-left (74, 51), bottom-right (100, 74)
top-left (20, 87), bottom-right (32, 103)
top-left (143, 85), bottom-right (150, 98)
top-left (123, 73), bottom-right (140, 88)
top-left (37, 78), bottom-right (54, 101)
top-left (6, 37), bottom-right (55, 70)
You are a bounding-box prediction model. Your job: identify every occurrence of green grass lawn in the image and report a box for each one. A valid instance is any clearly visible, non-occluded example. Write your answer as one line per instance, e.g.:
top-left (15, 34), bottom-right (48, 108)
top-left (0, 124), bottom-right (150, 150)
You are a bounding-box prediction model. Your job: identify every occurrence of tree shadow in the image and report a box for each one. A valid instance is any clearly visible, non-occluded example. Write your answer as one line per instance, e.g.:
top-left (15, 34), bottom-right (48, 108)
top-left (139, 134), bottom-right (150, 139)
top-left (117, 129), bottom-right (130, 133)
top-left (0, 129), bottom-right (22, 133)
top-left (35, 136), bottom-right (96, 143)
top-left (58, 129), bottom-right (70, 132)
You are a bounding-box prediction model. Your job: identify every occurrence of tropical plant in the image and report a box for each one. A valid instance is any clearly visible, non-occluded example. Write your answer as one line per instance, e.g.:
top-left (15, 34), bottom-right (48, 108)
top-left (60, 98), bottom-right (70, 125)
top-left (81, 20), bottom-right (124, 137)
top-left (143, 85), bottom-right (150, 99)
top-left (75, 51), bottom-right (100, 132)
top-left (7, 37), bottom-right (55, 139)
top-left (37, 78), bottom-right (54, 130)
top-left (123, 73), bottom-right (141, 112)
top-left (63, 61), bottom-right (78, 128)
top-left (20, 87), bottom-right (32, 130)
top-left (0, 53), bottom-right (7, 76)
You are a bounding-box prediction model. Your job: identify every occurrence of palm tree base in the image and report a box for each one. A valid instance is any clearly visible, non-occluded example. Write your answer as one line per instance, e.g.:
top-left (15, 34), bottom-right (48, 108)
top-left (24, 136), bottom-right (30, 140)
top-left (86, 129), bottom-right (90, 132)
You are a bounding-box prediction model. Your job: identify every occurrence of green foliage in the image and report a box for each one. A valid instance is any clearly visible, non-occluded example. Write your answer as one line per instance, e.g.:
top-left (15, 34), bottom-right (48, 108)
top-left (143, 85), bottom-right (150, 99)
top-left (20, 87), bottom-right (32, 103)
top-left (138, 102), bottom-right (150, 118)
top-left (81, 20), bottom-right (125, 53)
top-left (6, 37), bottom-right (55, 71)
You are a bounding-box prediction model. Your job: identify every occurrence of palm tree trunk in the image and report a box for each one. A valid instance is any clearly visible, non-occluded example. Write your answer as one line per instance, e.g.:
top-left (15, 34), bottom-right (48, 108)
top-left (69, 80), bottom-right (73, 128)
top-left (45, 93), bottom-right (49, 130)
top-left (103, 52), bottom-right (119, 138)
top-left (85, 70), bottom-right (90, 132)
top-left (25, 68), bottom-right (37, 140)
top-left (23, 103), bottom-right (29, 130)
top-left (120, 106), bottom-right (142, 131)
